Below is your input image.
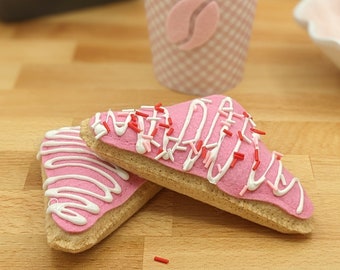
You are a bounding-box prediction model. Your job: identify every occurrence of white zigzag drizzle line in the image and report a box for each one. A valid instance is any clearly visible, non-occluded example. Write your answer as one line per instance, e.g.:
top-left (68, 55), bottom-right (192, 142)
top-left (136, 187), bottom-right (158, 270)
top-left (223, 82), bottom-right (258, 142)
top-left (39, 127), bottom-right (129, 226)
top-left (247, 152), bottom-right (304, 214)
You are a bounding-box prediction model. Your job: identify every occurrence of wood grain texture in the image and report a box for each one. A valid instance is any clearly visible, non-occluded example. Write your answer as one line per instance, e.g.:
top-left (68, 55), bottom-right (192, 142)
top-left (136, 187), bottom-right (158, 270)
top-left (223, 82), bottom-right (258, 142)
top-left (0, 0), bottom-right (339, 268)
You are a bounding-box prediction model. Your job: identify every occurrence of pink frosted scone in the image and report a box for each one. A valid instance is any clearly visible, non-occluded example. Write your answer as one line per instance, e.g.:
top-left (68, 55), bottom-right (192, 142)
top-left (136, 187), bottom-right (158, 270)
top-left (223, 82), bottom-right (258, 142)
top-left (38, 127), bottom-right (161, 253)
top-left (81, 95), bottom-right (314, 234)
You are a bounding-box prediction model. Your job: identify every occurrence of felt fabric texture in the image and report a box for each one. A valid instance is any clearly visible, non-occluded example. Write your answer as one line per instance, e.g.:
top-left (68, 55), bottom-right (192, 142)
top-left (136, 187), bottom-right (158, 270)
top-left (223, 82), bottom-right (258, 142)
top-left (39, 126), bottom-right (162, 253)
top-left (166, 0), bottom-right (220, 50)
top-left (81, 118), bottom-right (313, 234)
top-left (166, 0), bottom-right (206, 44)
top-left (86, 95), bottom-right (313, 222)
top-left (40, 127), bottom-right (146, 233)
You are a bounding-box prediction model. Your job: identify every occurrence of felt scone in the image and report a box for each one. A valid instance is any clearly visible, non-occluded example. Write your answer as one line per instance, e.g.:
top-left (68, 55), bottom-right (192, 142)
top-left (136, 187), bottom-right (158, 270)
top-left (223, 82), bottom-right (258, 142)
top-left (38, 126), bottom-right (161, 253)
top-left (81, 95), bottom-right (314, 234)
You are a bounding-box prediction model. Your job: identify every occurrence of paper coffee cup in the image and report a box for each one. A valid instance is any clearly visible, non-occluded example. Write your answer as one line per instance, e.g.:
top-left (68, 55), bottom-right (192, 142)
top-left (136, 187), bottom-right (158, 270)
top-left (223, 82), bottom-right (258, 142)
top-left (144, 0), bottom-right (257, 95)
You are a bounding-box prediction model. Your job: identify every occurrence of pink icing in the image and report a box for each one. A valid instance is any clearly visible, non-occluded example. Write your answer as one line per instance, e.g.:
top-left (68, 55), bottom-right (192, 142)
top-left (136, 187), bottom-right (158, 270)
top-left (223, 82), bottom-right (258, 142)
top-left (90, 95), bottom-right (314, 219)
top-left (39, 127), bottom-right (145, 233)
top-left (166, 0), bottom-right (220, 51)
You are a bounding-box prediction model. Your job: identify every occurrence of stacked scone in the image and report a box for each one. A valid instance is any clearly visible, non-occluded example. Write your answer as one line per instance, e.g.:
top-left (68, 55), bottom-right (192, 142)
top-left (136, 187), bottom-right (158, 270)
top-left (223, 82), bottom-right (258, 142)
top-left (39, 95), bottom-right (313, 253)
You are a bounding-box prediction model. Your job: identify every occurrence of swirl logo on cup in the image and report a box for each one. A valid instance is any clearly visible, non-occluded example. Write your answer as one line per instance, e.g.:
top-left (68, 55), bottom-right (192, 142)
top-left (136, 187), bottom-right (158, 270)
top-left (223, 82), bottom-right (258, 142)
top-left (165, 0), bottom-right (220, 51)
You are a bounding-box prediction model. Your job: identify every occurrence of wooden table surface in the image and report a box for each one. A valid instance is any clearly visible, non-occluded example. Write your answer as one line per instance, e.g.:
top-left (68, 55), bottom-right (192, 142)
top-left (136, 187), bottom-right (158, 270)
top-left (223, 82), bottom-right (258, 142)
top-left (1, 0), bottom-right (340, 269)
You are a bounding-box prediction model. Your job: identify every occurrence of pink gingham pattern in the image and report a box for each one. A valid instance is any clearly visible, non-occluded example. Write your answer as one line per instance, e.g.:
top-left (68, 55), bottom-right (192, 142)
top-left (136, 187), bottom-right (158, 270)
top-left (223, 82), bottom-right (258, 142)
top-left (144, 0), bottom-right (257, 96)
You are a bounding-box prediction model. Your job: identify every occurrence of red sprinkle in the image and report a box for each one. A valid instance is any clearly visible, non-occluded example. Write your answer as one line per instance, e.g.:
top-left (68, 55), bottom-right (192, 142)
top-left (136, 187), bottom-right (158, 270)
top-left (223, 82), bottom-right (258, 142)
top-left (154, 256), bottom-right (169, 264)
top-left (168, 117), bottom-right (173, 126)
top-left (250, 128), bottom-right (266, 135)
top-left (223, 129), bottom-right (233, 137)
top-left (234, 152), bottom-right (245, 160)
top-left (243, 111), bottom-right (250, 118)
top-left (128, 122), bottom-right (141, 133)
top-left (130, 114), bottom-right (137, 122)
top-left (159, 123), bottom-right (170, 129)
top-left (196, 140), bottom-right (203, 152)
top-left (151, 128), bottom-right (158, 137)
top-left (135, 111), bottom-right (149, 118)
top-left (154, 102), bottom-right (162, 108)
top-left (166, 127), bottom-right (174, 136)
top-left (238, 131), bottom-right (244, 141)
top-left (102, 121), bottom-right (110, 133)
top-left (254, 149), bottom-right (259, 161)
top-left (201, 146), bottom-right (207, 158)
top-left (274, 151), bottom-right (283, 160)
top-left (230, 158), bottom-right (238, 168)
top-left (155, 106), bottom-right (164, 113)
top-left (252, 160), bottom-right (261, 171)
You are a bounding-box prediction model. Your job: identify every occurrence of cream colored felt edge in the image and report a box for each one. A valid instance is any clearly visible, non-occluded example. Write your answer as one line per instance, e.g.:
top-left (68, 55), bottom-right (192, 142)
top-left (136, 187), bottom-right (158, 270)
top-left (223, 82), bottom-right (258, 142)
top-left (41, 156), bottom-right (162, 253)
top-left (81, 119), bottom-right (313, 234)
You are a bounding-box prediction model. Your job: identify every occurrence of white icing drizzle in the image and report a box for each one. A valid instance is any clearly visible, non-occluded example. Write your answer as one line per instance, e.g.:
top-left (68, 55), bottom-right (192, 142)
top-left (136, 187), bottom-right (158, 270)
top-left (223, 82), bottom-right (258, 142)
top-left (92, 97), bottom-right (305, 215)
top-left (170, 99), bottom-right (207, 169)
top-left (39, 127), bottom-right (129, 226)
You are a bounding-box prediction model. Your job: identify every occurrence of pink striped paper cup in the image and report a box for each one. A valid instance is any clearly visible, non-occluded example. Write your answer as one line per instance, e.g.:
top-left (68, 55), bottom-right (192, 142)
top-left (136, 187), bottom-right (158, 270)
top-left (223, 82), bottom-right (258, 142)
top-left (144, 0), bottom-right (257, 96)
